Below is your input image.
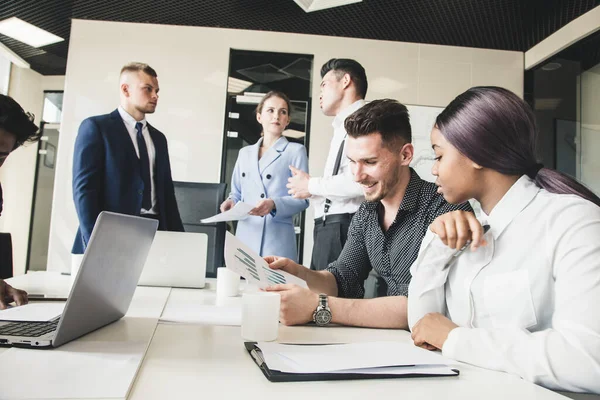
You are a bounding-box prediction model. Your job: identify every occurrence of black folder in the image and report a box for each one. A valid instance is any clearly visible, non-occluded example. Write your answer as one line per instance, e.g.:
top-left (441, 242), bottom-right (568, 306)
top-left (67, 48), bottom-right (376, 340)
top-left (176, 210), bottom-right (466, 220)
top-left (245, 342), bottom-right (460, 383)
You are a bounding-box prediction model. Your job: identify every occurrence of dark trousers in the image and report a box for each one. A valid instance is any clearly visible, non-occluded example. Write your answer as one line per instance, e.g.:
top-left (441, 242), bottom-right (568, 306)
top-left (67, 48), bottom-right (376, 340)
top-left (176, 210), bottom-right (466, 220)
top-left (310, 213), bottom-right (353, 271)
top-left (311, 213), bottom-right (388, 298)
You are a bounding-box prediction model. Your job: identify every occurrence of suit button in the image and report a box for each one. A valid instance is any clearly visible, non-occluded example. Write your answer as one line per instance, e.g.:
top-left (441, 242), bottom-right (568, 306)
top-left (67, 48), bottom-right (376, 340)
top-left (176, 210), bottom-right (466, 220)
top-left (266, 174), bottom-right (272, 179)
top-left (242, 172), bottom-right (245, 177)
top-left (138, 190), bottom-right (143, 195)
top-left (260, 194), bottom-right (265, 198)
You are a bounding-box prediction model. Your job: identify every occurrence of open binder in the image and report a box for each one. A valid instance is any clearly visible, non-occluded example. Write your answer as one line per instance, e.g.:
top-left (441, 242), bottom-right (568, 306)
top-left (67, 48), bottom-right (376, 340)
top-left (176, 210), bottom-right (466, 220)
top-left (245, 342), bottom-right (459, 383)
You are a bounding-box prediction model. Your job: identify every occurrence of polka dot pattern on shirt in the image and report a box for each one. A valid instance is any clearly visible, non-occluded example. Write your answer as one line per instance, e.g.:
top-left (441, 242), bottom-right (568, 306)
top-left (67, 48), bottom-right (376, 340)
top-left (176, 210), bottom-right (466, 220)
top-left (326, 169), bottom-right (473, 298)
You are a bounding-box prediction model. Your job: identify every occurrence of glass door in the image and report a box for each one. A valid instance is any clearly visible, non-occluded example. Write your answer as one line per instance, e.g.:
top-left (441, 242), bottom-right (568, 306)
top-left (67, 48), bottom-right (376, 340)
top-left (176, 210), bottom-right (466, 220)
top-left (26, 91), bottom-right (63, 271)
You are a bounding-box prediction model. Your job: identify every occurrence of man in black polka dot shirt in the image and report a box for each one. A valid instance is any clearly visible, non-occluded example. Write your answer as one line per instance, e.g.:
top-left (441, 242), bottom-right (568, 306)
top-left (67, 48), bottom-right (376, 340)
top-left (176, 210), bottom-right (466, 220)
top-left (265, 99), bottom-right (472, 328)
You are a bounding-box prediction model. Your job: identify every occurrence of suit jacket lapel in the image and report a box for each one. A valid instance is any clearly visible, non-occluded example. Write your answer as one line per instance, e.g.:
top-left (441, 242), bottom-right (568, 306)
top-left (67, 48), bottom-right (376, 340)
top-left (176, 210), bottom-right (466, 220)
top-left (147, 123), bottom-right (162, 179)
top-left (258, 136), bottom-right (288, 173)
top-left (110, 109), bottom-right (139, 164)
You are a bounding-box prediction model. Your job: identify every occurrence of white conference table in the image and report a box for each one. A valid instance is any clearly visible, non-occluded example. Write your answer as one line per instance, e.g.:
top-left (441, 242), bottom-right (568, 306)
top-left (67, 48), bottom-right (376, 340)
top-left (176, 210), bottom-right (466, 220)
top-left (2, 272), bottom-right (591, 400)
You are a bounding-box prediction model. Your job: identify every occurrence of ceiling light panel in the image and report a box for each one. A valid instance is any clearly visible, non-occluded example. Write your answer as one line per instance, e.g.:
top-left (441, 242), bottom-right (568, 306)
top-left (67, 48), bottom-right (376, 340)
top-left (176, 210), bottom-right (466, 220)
top-left (0, 17), bottom-right (64, 47)
top-left (293, 0), bottom-right (362, 12)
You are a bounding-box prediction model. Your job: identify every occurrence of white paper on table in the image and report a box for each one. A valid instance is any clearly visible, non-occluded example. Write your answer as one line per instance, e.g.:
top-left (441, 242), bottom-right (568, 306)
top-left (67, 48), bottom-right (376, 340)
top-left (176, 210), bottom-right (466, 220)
top-left (0, 340), bottom-right (147, 399)
top-left (261, 349), bottom-right (456, 376)
top-left (0, 302), bottom-right (65, 322)
top-left (330, 364), bottom-right (458, 376)
top-left (200, 201), bottom-right (254, 223)
top-left (256, 341), bottom-right (455, 373)
top-left (160, 303), bottom-right (242, 326)
top-left (224, 232), bottom-right (308, 289)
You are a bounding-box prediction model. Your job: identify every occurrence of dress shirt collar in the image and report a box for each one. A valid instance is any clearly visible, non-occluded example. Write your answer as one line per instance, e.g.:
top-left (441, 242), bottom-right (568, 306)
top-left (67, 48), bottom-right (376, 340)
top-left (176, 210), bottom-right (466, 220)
top-left (483, 175), bottom-right (540, 240)
top-left (332, 99), bottom-right (366, 130)
top-left (364, 168), bottom-right (424, 218)
top-left (118, 106), bottom-right (147, 130)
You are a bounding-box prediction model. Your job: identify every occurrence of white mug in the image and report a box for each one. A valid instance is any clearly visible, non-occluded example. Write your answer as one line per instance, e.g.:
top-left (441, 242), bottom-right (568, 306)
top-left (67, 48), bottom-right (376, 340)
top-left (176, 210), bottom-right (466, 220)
top-left (216, 267), bottom-right (240, 297)
top-left (241, 292), bottom-right (280, 342)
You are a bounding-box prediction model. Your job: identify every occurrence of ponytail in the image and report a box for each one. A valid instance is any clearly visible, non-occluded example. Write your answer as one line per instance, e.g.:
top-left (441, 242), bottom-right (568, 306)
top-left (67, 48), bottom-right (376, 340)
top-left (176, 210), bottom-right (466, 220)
top-left (437, 86), bottom-right (600, 208)
top-left (535, 168), bottom-right (600, 207)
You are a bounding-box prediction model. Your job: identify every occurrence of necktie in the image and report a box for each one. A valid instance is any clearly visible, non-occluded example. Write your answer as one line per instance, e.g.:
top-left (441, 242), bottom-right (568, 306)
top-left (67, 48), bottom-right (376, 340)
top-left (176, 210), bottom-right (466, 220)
top-left (323, 139), bottom-right (345, 218)
top-left (135, 122), bottom-right (152, 210)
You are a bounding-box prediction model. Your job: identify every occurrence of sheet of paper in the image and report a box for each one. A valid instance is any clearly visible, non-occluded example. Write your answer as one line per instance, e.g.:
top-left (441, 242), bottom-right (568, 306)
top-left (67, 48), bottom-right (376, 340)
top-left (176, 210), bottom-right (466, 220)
top-left (224, 232), bottom-right (308, 289)
top-left (0, 302), bottom-right (65, 322)
top-left (330, 364), bottom-right (458, 376)
top-left (259, 348), bottom-right (456, 376)
top-left (160, 304), bottom-right (242, 326)
top-left (256, 341), bottom-right (454, 373)
top-left (0, 340), bottom-right (147, 399)
top-left (200, 201), bottom-right (253, 223)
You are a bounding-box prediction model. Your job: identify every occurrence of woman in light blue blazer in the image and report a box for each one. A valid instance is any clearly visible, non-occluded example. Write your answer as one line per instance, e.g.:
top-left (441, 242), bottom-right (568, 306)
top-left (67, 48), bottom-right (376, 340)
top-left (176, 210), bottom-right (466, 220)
top-left (220, 91), bottom-right (309, 261)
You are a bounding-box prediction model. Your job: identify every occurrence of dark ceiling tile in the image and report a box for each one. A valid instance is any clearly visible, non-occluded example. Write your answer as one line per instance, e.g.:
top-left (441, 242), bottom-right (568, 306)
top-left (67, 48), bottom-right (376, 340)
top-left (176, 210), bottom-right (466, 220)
top-left (0, 0), bottom-right (597, 75)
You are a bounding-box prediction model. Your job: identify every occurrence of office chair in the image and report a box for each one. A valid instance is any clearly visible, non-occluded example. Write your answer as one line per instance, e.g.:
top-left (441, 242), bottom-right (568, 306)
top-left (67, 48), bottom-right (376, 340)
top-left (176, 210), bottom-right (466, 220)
top-left (0, 232), bottom-right (13, 279)
top-left (173, 182), bottom-right (227, 278)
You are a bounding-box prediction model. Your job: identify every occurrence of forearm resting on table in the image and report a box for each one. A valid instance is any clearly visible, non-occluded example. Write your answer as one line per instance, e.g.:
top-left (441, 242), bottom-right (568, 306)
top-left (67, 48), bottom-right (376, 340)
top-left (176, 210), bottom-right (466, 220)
top-left (301, 270), bottom-right (338, 297)
top-left (329, 296), bottom-right (408, 329)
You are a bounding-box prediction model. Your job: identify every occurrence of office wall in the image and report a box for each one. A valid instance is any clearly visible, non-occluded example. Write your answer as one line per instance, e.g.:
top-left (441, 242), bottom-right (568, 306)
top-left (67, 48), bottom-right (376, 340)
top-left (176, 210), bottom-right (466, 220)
top-left (0, 66), bottom-right (64, 275)
top-left (580, 66), bottom-right (600, 195)
top-left (47, 19), bottom-right (523, 272)
top-left (525, 5), bottom-right (600, 70)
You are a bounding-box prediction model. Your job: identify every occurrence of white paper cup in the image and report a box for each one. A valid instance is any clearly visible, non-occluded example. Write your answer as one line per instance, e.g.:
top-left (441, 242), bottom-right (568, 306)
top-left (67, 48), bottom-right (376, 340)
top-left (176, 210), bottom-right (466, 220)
top-left (216, 267), bottom-right (240, 297)
top-left (241, 292), bottom-right (280, 342)
top-left (71, 254), bottom-right (84, 286)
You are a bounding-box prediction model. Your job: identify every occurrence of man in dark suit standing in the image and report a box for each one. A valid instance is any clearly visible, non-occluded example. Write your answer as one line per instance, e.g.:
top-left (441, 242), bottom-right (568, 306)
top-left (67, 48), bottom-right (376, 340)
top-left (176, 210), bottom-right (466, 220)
top-left (72, 62), bottom-right (183, 254)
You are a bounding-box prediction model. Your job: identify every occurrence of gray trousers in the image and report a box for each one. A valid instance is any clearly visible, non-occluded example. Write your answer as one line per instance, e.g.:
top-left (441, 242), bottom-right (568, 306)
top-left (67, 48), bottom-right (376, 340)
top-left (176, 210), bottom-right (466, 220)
top-left (310, 213), bottom-right (353, 271)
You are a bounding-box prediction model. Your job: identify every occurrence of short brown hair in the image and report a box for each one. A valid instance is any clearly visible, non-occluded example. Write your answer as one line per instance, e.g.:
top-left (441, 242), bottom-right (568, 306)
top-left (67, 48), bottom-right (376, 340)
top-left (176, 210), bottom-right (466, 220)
top-left (255, 91), bottom-right (292, 117)
top-left (120, 62), bottom-right (157, 77)
top-left (345, 99), bottom-right (411, 150)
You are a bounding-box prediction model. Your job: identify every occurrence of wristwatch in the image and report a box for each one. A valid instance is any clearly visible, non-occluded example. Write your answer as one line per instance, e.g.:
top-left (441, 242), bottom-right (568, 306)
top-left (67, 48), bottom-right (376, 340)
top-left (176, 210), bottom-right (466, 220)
top-left (312, 294), bottom-right (332, 326)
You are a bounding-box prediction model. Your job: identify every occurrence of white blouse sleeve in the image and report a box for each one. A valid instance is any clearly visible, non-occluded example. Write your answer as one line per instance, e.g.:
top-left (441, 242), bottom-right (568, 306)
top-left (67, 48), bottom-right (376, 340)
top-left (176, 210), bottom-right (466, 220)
top-left (442, 202), bottom-right (600, 394)
top-left (407, 230), bottom-right (455, 330)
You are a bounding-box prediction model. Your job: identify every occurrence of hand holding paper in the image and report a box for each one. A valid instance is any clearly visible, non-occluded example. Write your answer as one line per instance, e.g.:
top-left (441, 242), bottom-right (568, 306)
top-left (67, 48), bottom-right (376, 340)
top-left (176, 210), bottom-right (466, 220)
top-left (201, 202), bottom-right (254, 224)
top-left (224, 232), bottom-right (308, 289)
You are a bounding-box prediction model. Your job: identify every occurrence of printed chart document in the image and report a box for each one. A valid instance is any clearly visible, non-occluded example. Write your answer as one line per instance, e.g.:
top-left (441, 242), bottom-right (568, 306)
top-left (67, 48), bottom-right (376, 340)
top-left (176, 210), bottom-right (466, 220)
top-left (224, 232), bottom-right (308, 289)
top-left (200, 201), bottom-right (254, 223)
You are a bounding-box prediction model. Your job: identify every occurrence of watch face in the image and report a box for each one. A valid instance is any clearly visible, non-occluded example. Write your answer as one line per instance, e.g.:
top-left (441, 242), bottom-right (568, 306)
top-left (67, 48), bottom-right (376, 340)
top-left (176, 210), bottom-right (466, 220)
top-left (315, 309), bottom-right (332, 326)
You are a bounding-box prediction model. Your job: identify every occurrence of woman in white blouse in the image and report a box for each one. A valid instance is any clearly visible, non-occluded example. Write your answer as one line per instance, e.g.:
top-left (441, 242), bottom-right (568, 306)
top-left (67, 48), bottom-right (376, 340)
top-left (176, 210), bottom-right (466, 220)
top-left (408, 86), bottom-right (600, 394)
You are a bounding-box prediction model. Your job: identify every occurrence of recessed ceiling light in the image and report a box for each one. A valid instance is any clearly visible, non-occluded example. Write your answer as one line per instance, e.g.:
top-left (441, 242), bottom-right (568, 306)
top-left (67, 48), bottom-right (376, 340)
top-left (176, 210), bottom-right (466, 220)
top-left (227, 77), bottom-right (253, 94)
top-left (293, 0), bottom-right (362, 12)
top-left (283, 129), bottom-right (306, 139)
top-left (0, 17), bottom-right (64, 47)
top-left (534, 98), bottom-right (562, 110)
top-left (541, 62), bottom-right (562, 71)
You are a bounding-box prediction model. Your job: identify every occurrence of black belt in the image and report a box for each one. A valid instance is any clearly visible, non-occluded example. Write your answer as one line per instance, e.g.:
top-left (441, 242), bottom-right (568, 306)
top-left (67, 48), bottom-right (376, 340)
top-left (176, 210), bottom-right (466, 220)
top-left (314, 213), bottom-right (354, 226)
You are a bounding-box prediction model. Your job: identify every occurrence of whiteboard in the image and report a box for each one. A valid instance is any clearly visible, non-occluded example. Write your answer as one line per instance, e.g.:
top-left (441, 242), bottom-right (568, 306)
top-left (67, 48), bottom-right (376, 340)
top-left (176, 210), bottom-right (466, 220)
top-left (406, 104), bottom-right (483, 216)
top-left (406, 104), bottom-right (443, 183)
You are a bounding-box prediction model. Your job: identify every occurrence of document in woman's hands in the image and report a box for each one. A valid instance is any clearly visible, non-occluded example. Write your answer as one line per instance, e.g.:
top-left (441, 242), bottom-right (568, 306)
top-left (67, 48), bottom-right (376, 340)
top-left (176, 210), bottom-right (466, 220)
top-left (200, 202), bottom-right (254, 223)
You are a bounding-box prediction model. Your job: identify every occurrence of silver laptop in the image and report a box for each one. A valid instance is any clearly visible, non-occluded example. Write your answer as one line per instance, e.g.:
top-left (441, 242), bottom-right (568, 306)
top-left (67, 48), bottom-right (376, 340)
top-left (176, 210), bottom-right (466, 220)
top-left (0, 211), bottom-right (158, 348)
top-left (138, 231), bottom-right (208, 289)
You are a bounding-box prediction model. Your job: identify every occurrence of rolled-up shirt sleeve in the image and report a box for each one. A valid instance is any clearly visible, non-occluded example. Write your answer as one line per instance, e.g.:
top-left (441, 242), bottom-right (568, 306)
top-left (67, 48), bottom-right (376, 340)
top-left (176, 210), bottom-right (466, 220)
top-left (325, 207), bottom-right (372, 298)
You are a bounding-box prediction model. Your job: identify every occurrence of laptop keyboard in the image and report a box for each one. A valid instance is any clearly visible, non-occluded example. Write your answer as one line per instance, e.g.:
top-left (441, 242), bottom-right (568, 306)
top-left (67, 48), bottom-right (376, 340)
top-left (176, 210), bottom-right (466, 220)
top-left (0, 319), bottom-right (59, 337)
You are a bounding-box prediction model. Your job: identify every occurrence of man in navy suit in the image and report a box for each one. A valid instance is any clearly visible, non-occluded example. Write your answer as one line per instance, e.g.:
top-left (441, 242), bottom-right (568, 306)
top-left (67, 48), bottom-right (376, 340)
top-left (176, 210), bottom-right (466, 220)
top-left (72, 62), bottom-right (183, 254)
